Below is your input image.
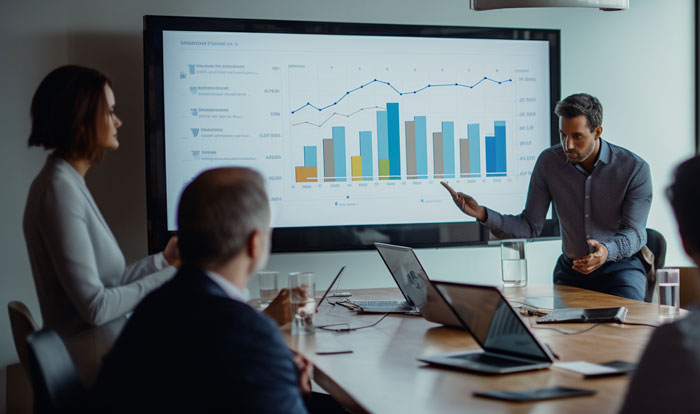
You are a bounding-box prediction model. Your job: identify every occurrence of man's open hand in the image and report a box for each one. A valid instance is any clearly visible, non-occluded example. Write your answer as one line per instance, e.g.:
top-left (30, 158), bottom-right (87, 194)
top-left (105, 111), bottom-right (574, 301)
top-left (572, 239), bottom-right (608, 274)
top-left (440, 181), bottom-right (487, 222)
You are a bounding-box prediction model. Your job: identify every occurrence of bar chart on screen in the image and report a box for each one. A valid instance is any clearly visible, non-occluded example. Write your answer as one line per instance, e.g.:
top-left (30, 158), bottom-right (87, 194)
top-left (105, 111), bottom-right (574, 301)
top-left (162, 30), bottom-right (550, 228)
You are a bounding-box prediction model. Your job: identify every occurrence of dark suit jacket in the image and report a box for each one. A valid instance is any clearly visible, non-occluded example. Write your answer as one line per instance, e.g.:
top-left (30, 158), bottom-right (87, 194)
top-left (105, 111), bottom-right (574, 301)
top-left (92, 264), bottom-right (307, 413)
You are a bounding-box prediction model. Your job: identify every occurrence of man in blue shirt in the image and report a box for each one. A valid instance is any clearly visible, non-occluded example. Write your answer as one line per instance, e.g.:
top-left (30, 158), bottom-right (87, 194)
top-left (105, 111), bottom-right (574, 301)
top-left (442, 93), bottom-right (652, 300)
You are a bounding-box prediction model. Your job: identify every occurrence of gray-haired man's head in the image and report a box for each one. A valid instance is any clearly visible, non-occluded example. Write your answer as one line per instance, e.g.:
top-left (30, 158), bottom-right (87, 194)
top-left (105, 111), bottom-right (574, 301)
top-left (177, 167), bottom-right (270, 268)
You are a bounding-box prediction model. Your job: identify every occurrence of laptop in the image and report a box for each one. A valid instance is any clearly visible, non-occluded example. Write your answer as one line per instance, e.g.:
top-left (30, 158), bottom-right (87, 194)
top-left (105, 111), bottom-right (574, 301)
top-left (419, 281), bottom-right (554, 374)
top-left (347, 243), bottom-right (461, 328)
top-left (316, 266), bottom-right (346, 308)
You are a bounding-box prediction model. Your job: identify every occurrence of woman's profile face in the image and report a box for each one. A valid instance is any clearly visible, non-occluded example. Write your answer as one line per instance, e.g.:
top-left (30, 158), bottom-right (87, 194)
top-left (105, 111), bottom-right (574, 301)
top-left (99, 84), bottom-right (122, 151)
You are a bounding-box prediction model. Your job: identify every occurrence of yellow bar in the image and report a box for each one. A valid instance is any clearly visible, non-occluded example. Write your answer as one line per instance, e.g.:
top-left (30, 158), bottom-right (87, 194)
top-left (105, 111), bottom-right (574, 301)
top-left (351, 156), bottom-right (362, 181)
top-left (295, 166), bottom-right (317, 183)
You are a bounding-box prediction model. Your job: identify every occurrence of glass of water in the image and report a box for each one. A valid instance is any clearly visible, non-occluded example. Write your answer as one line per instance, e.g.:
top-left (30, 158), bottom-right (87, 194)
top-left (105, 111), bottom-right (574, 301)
top-left (289, 272), bottom-right (315, 335)
top-left (657, 268), bottom-right (680, 320)
top-left (257, 271), bottom-right (279, 309)
top-left (501, 240), bottom-right (527, 287)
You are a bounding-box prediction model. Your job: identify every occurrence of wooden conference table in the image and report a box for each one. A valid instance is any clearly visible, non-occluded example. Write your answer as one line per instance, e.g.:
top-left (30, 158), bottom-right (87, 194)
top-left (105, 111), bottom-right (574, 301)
top-left (283, 285), bottom-right (677, 414)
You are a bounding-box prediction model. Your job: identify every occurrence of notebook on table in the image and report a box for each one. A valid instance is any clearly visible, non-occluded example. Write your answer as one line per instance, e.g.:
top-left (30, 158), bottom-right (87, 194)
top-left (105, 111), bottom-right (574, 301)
top-left (536, 307), bottom-right (628, 324)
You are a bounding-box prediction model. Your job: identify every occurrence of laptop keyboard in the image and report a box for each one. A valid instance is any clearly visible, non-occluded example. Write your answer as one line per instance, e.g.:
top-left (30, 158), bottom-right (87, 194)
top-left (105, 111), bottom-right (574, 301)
top-left (448, 353), bottom-right (528, 368)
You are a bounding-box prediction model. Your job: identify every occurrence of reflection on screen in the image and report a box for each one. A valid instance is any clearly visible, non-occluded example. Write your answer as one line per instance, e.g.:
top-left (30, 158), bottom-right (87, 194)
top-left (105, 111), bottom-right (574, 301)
top-left (377, 246), bottom-right (431, 308)
top-left (436, 283), bottom-right (548, 361)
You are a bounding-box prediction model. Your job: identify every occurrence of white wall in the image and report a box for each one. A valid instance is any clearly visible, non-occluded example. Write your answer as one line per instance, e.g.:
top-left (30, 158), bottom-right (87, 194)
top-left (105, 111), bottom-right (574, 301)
top-left (0, 0), bottom-right (695, 405)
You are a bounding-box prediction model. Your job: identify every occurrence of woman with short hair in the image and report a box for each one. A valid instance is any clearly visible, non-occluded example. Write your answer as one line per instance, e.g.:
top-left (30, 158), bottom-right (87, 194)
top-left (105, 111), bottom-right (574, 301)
top-left (22, 66), bottom-right (178, 377)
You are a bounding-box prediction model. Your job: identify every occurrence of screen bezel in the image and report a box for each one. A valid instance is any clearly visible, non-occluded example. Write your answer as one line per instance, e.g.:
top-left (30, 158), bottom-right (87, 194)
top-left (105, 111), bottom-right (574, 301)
top-left (144, 15), bottom-right (561, 253)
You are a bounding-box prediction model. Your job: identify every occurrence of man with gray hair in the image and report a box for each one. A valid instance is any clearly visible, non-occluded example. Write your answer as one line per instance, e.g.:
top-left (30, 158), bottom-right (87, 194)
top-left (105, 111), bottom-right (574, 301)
top-left (93, 167), bottom-right (310, 413)
top-left (442, 93), bottom-right (652, 300)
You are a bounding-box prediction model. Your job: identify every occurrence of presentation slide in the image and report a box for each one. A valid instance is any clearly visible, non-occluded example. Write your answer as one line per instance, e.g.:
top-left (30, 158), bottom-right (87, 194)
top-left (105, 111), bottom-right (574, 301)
top-left (162, 30), bottom-right (551, 230)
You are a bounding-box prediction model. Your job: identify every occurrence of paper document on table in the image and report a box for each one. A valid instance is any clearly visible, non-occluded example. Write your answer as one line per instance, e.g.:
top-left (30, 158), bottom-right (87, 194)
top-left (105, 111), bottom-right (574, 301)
top-left (554, 361), bottom-right (617, 375)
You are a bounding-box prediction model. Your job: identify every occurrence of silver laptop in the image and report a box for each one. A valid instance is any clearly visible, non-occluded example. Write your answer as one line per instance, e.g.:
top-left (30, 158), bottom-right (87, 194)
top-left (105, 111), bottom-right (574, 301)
top-left (419, 281), bottom-right (554, 374)
top-left (347, 243), bottom-right (461, 328)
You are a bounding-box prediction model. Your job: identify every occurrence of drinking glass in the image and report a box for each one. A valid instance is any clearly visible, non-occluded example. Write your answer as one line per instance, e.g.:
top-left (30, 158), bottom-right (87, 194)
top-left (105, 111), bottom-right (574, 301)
top-left (257, 271), bottom-right (279, 308)
top-left (289, 272), bottom-right (316, 335)
top-left (657, 268), bottom-right (680, 320)
top-left (501, 240), bottom-right (527, 287)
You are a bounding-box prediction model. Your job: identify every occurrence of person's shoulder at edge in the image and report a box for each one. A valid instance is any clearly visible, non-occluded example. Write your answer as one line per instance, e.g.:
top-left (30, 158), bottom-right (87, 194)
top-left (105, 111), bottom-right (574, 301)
top-left (621, 308), bottom-right (700, 413)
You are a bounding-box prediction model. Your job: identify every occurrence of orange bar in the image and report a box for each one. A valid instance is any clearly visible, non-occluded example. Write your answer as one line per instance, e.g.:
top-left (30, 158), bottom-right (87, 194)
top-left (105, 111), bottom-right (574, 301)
top-left (295, 166), bottom-right (318, 183)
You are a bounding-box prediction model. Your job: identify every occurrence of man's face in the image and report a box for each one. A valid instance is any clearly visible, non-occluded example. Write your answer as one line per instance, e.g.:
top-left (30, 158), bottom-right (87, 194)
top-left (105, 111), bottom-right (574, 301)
top-left (559, 115), bottom-right (601, 164)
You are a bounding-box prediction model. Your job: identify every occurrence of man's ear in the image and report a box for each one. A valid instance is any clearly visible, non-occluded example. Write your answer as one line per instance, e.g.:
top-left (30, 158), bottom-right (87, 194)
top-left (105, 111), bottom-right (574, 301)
top-left (594, 125), bottom-right (603, 140)
top-left (247, 229), bottom-right (264, 262)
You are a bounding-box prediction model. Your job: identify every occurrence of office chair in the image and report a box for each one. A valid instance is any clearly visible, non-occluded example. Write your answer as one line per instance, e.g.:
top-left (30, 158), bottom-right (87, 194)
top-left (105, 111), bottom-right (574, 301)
top-left (8, 301), bottom-right (40, 375)
top-left (643, 228), bottom-right (667, 303)
top-left (26, 329), bottom-right (88, 414)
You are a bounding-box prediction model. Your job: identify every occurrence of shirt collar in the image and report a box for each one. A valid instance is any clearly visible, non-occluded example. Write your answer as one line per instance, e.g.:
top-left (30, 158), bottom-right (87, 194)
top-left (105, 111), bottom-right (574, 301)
top-left (205, 271), bottom-right (250, 302)
top-left (596, 138), bottom-right (611, 165)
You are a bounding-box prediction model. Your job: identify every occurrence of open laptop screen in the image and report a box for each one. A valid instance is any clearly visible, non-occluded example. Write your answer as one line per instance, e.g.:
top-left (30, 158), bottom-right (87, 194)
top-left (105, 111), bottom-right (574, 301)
top-left (434, 282), bottom-right (551, 362)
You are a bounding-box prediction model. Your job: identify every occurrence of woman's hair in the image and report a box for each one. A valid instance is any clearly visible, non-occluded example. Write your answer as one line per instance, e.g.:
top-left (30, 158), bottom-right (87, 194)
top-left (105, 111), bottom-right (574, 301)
top-left (28, 65), bottom-right (112, 163)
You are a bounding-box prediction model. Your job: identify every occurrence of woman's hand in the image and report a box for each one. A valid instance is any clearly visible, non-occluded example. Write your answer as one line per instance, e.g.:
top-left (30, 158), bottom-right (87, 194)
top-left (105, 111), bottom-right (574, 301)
top-left (163, 236), bottom-right (181, 268)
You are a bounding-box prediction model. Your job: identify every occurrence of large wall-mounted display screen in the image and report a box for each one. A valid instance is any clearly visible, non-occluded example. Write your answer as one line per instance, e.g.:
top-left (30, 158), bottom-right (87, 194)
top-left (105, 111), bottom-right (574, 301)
top-left (144, 16), bottom-right (561, 252)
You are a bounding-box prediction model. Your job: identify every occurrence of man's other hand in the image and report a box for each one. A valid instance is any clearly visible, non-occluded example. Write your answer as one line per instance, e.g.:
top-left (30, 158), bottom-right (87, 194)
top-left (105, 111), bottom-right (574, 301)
top-left (440, 181), bottom-right (487, 222)
top-left (293, 351), bottom-right (313, 397)
top-left (572, 239), bottom-right (609, 274)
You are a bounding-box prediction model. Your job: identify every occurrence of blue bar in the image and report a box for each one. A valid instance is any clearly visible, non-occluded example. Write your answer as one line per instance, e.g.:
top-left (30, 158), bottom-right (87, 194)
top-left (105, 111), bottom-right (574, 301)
top-left (303, 146), bottom-right (317, 168)
top-left (333, 126), bottom-right (346, 182)
top-left (485, 135), bottom-right (496, 176)
top-left (467, 124), bottom-right (481, 177)
top-left (442, 121), bottom-right (455, 178)
top-left (494, 121), bottom-right (507, 175)
top-left (415, 116), bottom-right (428, 179)
top-left (359, 131), bottom-right (373, 181)
top-left (387, 103), bottom-right (401, 180)
top-left (376, 111), bottom-right (388, 161)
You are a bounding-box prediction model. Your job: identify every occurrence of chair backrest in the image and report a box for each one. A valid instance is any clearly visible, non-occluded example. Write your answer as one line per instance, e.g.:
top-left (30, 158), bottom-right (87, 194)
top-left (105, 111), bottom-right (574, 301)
top-left (642, 228), bottom-right (668, 303)
top-left (646, 228), bottom-right (667, 270)
top-left (26, 329), bottom-right (87, 414)
top-left (8, 301), bottom-right (40, 373)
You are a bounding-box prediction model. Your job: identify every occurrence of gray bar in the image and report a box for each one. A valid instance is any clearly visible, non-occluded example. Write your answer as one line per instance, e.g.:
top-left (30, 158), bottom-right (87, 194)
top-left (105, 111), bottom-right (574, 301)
top-left (433, 132), bottom-right (443, 178)
top-left (323, 139), bottom-right (335, 182)
top-left (460, 139), bottom-right (470, 177)
top-left (405, 121), bottom-right (417, 179)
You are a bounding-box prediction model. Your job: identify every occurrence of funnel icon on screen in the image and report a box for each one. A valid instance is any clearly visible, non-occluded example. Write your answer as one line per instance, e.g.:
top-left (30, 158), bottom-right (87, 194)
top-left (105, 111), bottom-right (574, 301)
top-left (191, 128), bottom-right (199, 137)
top-left (191, 108), bottom-right (198, 116)
top-left (189, 86), bottom-right (197, 95)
